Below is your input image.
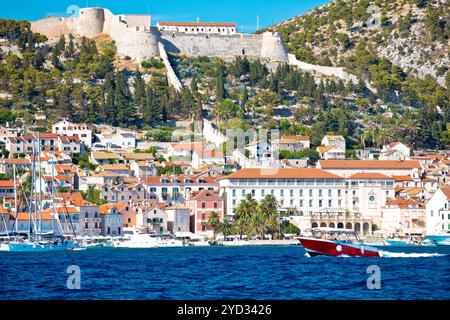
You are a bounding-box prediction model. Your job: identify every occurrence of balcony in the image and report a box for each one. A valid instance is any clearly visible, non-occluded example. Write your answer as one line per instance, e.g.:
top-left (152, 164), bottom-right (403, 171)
top-left (93, 218), bottom-right (102, 223)
top-left (84, 218), bottom-right (92, 223)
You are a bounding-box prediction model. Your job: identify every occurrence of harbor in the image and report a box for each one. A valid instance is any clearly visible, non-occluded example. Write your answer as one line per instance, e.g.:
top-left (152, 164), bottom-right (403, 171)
top-left (0, 245), bottom-right (448, 300)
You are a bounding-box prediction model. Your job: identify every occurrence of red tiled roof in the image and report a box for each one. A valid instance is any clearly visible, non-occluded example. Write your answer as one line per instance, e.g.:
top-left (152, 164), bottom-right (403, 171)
top-left (220, 168), bottom-right (343, 180)
top-left (0, 180), bottom-right (17, 187)
top-left (348, 172), bottom-right (393, 179)
top-left (319, 160), bottom-right (422, 169)
top-left (190, 190), bottom-right (222, 201)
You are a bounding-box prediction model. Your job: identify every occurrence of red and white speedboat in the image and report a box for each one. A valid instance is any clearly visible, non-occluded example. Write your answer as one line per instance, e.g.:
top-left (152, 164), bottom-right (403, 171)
top-left (298, 228), bottom-right (381, 258)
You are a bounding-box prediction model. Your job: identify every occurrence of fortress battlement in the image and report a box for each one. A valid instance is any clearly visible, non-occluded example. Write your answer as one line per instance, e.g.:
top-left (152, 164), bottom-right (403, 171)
top-left (31, 7), bottom-right (288, 63)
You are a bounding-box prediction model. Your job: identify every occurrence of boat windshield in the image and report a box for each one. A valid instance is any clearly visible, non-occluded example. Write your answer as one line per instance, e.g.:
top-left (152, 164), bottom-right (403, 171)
top-left (306, 228), bottom-right (361, 243)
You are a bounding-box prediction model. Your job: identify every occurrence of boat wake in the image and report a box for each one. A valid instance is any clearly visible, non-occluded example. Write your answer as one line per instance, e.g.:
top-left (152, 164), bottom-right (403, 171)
top-left (380, 251), bottom-right (447, 258)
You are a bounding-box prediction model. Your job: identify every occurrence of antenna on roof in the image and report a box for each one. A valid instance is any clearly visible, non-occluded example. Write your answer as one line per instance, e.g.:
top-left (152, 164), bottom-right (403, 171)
top-left (256, 15), bottom-right (260, 31)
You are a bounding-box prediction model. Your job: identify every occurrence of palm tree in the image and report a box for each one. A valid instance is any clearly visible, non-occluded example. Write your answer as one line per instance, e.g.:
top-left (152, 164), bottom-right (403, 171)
top-left (234, 194), bottom-right (258, 222)
top-left (218, 219), bottom-right (234, 238)
top-left (233, 218), bottom-right (247, 240)
top-left (258, 195), bottom-right (280, 239)
top-left (207, 211), bottom-right (220, 241)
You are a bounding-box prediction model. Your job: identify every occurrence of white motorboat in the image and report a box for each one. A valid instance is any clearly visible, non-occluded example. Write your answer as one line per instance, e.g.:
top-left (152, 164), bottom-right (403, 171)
top-left (112, 230), bottom-right (184, 248)
top-left (112, 230), bottom-right (158, 249)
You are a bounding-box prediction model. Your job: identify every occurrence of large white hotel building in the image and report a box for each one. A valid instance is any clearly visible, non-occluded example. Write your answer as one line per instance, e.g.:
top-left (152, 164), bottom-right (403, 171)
top-left (218, 168), bottom-right (397, 234)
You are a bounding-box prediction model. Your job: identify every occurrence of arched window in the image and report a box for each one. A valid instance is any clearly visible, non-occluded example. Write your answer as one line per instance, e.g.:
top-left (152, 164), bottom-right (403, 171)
top-left (337, 222), bottom-right (344, 229)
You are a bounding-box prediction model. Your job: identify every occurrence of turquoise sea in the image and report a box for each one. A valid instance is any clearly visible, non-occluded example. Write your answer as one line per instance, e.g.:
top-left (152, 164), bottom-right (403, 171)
top-left (1, 0), bottom-right (330, 33)
top-left (0, 246), bottom-right (449, 300)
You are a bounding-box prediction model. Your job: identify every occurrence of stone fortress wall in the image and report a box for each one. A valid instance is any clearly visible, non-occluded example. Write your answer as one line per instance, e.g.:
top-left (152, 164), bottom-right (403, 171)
top-left (31, 7), bottom-right (288, 63)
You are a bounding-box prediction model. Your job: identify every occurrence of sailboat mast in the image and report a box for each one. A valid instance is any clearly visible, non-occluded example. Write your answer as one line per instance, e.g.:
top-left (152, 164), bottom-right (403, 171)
top-left (37, 133), bottom-right (43, 236)
top-left (29, 138), bottom-right (36, 238)
top-left (13, 164), bottom-right (18, 234)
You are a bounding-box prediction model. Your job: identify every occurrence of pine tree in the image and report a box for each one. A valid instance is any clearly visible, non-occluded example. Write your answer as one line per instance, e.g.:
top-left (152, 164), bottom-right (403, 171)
top-left (215, 62), bottom-right (226, 101)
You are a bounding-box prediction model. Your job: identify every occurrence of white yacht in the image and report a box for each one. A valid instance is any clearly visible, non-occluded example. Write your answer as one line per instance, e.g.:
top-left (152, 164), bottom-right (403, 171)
top-left (112, 230), bottom-right (185, 248)
top-left (112, 230), bottom-right (158, 249)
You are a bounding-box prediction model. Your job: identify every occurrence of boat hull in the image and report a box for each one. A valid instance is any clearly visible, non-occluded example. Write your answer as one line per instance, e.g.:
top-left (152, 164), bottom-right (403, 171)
top-left (384, 240), bottom-right (414, 246)
top-left (425, 235), bottom-right (450, 246)
top-left (299, 237), bottom-right (381, 257)
top-left (7, 241), bottom-right (73, 252)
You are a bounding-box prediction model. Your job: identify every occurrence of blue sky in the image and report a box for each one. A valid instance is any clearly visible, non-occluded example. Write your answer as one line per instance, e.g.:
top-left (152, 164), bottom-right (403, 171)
top-left (1, 0), bottom-right (329, 33)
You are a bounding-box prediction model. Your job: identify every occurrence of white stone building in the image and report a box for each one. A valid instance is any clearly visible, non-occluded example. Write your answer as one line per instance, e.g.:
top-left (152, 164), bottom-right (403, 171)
top-left (317, 135), bottom-right (346, 160)
top-left (52, 119), bottom-right (93, 148)
top-left (272, 136), bottom-right (310, 152)
top-left (381, 198), bottom-right (426, 236)
top-left (425, 186), bottom-right (450, 235)
top-left (135, 203), bottom-right (167, 233)
top-left (380, 142), bottom-right (410, 160)
top-left (157, 22), bottom-right (237, 36)
top-left (142, 175), bottom-right (218, 204)
top-left (99, 204), bottom-right (123, 236)
top-left (191, 150), bottom-right (225, 169)
top-left (100, 182), bottom-right (146, 203)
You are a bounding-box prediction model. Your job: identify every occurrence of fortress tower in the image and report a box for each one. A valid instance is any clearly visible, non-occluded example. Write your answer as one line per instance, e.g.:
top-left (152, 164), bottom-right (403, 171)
top-left (77, 7), bottom-right (105, 37)
top-left (260, 32), bottom-right (289, 63)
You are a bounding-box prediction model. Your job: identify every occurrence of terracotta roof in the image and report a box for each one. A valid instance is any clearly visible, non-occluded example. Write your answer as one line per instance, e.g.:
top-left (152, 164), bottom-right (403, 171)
top-left (99, 204), bottom-right (118, 215)
top-left (440, 186), bottom-right (450, 200)
top-left (158, 21), bottom-right (236, 27)
top-left (91, 152), bottom-right (119, 160)
top-left (16, 211), bottom-right (55, 220)
top-left (0, 158), bottom-right (31, 165)
top-left (348, 172), bottom-right (393, 179)
top-left (59, 135), bottom-right (80, 143)
top-left (385, 198), bottom-right (425, 209)
top-left (9, 133), bottom-right (58, 142)
top-left (317, 145), bottom-right (336, 152)
top-left (194, 150), bottom-right (224, 158)
top-left (220, 168), bottom-right (343, 180)
top-left (170, 142), bottom-right (204, 151)
top-left (0, 180), bottom-right (17, 187)
top-left (319, 160), bottom-right (422, 169)
top-left (282, 135), bottom-right (310, 141)
top-left (43, 206), bottom-right (80, 214)
top-left (190, 190), bottom-right (222, 201)
top-left (122, 153), bottom-right (154, 160)
top-left (99, 164), bottom-right (129, 171)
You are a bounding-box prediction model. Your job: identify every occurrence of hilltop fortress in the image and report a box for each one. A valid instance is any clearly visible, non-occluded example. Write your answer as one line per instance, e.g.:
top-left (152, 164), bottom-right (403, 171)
top-left (31, 7), bottom-right (288, 63)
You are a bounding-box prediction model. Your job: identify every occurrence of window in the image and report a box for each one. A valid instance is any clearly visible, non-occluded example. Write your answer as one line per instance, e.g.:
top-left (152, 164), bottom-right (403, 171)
top-left (309, 200), bottom-right (313, 207)
top-left (319, 200), bottom-right (323, 207)
top-left (309, 190), bottom-right (313, 197)
top-left (328, 190), bottom-right (332, 197)
top-left (214, 202), bottom-right (218, 209)
top-left (328, 200), bottom-right (332, 207)
top-left (202, 202), bottom-right (206, 209)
